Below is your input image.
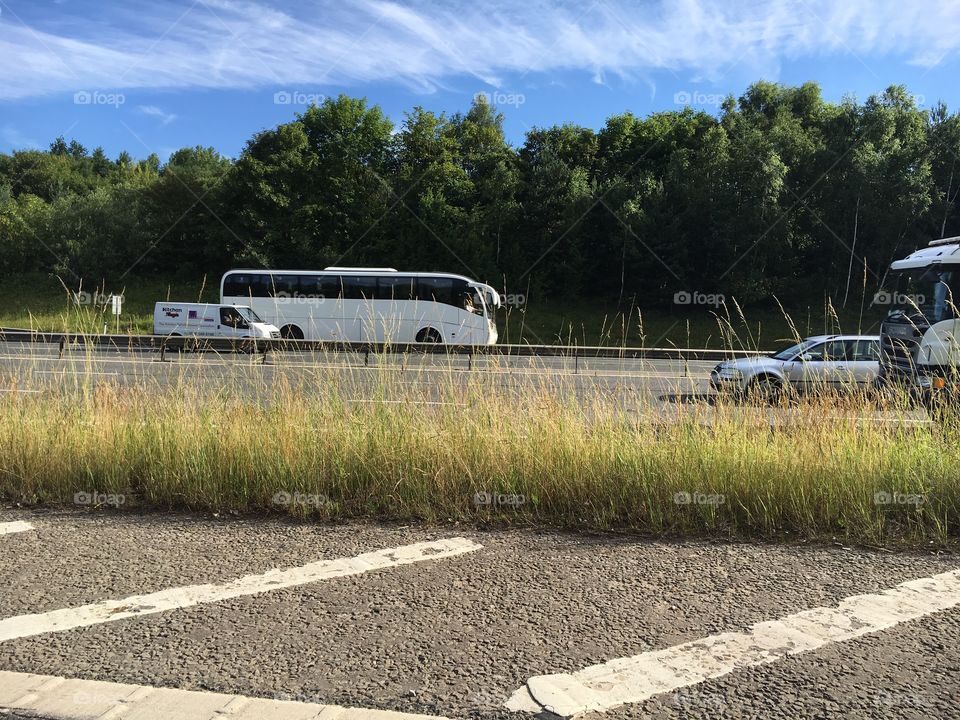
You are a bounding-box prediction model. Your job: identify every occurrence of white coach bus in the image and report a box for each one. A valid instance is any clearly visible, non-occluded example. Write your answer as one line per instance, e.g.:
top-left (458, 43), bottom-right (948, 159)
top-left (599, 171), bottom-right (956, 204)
top-left (220, 267), bottom-right (500, 345)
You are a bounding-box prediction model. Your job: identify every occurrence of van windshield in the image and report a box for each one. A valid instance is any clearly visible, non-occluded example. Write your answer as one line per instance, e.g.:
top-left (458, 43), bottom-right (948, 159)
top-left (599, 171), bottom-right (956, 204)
top-left (235, 306), bottom-right (263, 323)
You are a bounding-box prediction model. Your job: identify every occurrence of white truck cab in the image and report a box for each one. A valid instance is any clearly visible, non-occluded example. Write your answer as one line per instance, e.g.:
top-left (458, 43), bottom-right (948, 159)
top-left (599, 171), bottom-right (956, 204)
top-left (879, 236), bottom-right (960, 398)
top-left (153, 303), bottom-right (281, 339)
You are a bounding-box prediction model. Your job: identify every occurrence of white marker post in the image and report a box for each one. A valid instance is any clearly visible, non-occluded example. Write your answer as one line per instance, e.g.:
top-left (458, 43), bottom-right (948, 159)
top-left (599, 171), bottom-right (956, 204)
top-left (110, 293), bottom-right (123, 334)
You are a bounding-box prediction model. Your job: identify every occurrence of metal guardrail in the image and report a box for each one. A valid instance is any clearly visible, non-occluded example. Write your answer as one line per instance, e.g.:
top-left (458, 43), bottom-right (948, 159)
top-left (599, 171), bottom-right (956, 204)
top-left (0, 328), bottom-right (767, 363)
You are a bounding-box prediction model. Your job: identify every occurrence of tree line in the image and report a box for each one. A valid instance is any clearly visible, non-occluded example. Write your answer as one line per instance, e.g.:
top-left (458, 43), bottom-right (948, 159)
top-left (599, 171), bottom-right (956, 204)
top-left (1, 81), bottom-right (958, 308)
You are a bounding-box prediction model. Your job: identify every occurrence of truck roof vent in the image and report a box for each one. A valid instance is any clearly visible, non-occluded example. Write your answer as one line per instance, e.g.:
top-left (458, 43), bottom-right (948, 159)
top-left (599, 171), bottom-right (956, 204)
top-left (927, 236), bottom-right (960, 247)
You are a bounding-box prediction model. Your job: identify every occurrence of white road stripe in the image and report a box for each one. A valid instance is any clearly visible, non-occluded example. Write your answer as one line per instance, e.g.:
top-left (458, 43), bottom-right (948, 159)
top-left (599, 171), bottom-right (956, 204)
top-left (507, 567), bottom-right (960, 718)
top-left (0, 520), bottom-right (34, 535)
top-left (0, 537), bottom-right (481, 642)
top-left (0, 670), bottom-right (450, 719)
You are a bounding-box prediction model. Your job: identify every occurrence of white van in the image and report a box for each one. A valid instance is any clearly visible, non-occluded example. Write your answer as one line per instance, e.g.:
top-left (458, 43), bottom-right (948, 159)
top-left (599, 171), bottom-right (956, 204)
top-left (153, 303), bottom-right (281, 339)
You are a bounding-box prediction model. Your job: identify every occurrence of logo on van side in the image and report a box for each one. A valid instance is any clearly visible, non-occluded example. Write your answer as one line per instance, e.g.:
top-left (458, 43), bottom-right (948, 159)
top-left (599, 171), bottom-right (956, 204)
top-left (162, 307), bottom-right (181, 318)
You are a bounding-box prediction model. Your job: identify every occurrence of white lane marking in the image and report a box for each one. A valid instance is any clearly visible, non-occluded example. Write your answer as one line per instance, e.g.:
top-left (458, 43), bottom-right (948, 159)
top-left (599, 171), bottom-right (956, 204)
top-left (0, 537), bottom-right (481, 642)
top-left (507, 567), bottom-right (960, 718)
top-left (0, 521), bottom-right (34, 536)
top-left (0, 669), bottom-right (450, 719)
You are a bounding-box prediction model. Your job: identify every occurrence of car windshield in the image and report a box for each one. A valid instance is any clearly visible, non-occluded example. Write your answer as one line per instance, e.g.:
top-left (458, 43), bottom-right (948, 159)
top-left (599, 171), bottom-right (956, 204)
top-left (770, 339), bottom-right (817, 361)
top-left (235, 306), bottom-right (263, 323)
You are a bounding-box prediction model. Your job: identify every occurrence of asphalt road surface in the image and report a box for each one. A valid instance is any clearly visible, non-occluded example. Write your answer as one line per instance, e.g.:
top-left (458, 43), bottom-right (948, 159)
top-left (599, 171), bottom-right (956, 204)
top-left (1, 509), bottom-right (959, 719)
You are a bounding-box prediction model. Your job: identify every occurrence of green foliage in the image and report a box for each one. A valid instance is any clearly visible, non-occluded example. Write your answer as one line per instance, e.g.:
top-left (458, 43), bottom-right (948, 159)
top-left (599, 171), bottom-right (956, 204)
top-left (1, 81), bottom-right (959, 311)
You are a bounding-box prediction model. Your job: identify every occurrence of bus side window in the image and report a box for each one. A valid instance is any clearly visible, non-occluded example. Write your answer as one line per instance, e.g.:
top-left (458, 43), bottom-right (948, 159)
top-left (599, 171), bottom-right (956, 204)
top-left (417, 277), bottom-right (454, 305)
top-left (377, 276), bottom-right (415, 300)
top-left (269, 274), bottom-right (300, 298)
top-left (342, 275), bottom-right (377, 299)
top-left (223, 273), bottom-right (269, 298)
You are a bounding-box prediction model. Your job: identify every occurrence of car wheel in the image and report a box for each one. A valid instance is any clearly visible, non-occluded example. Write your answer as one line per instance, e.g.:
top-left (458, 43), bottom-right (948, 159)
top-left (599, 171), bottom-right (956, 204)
top-left (749, 375), bottom-right (783, 404)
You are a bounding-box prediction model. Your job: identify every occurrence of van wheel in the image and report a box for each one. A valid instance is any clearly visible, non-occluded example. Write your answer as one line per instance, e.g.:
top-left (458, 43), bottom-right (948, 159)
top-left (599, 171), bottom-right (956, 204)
top-left (416, 327), bottom-right (442, 344)
top-left (279, 324), bottom-right (303, 340)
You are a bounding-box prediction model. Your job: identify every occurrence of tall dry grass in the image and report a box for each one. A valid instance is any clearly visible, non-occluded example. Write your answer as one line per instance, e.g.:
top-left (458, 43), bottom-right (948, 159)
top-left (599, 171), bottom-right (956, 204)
top-left (0, 345), bottom-right (956, 546)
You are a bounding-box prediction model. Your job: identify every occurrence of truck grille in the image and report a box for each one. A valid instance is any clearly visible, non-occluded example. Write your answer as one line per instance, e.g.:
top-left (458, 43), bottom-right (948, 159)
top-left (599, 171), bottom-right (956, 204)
top-left (880, 320), bottom-right (923, 375)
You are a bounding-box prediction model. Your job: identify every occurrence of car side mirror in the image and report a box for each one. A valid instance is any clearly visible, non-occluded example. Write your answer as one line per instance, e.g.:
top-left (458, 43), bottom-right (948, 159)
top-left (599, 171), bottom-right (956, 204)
top-left (799, 353), bottom-right (814, 362)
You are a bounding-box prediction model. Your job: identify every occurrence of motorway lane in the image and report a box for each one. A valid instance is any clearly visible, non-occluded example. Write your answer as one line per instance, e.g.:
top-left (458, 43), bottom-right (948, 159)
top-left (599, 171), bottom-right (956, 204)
top-left (1, 509), bottom-right (959, 719)
top-left (0, 343), bottom-right (714, 406)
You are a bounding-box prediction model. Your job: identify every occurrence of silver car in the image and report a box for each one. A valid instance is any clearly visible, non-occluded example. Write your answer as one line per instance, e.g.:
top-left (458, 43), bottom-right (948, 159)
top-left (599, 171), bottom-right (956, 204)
top-left (710, 335), bottom-right (880, 399)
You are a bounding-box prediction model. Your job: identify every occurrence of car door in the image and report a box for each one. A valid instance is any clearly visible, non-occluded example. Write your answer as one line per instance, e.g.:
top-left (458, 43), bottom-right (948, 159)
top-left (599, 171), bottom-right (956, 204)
top-left (847, 339), bottom-right (880, 383)
top-left (792, 340), bottom-right (850, 390)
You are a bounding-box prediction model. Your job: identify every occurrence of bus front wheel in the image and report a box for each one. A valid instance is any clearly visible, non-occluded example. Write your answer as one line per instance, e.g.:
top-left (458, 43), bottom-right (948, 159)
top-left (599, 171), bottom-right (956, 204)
top-left (416, 327), bottom-right (443, 344)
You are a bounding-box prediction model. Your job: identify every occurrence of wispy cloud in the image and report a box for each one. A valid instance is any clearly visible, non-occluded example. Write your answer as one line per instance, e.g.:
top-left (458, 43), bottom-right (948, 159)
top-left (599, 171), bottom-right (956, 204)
top-left (0, 0), bottom-right (958, 100)
top-left (0, 124), bottom-right (39, 149)
top-left (138, 104), bottom-right (177, 124)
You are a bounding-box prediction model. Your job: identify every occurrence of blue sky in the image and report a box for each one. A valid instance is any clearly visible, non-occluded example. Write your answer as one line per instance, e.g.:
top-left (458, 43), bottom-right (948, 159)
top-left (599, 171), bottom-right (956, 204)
top-left (2, 0), bottom-right (960, 161)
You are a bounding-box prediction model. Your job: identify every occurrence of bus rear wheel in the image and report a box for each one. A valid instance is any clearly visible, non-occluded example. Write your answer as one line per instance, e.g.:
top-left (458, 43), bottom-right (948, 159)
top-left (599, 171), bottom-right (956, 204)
top-left (416, 327), bottom-right (442, 344)
top-left (279, 324), bottom-right (303, 340)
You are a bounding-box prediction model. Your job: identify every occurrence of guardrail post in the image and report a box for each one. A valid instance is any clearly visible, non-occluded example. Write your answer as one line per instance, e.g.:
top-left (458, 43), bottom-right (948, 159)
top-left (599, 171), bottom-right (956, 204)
top-left (365, 348), bottom-right (369, 367)
top-left (159, 340), bottom-right (166, 362)
top-left (575, 352), bottom-right (579, 374)
top-left (468, 348), bottom-right (473, 371)
top-left (58, 338), bottom-right (65, 359)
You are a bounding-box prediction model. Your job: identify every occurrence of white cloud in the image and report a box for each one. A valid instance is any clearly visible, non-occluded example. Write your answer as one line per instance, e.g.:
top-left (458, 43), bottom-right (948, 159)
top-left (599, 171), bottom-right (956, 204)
top-left (138, 104), bottom-right (177, 124)
top-left (0, 0), bottom-right (958, 100)
top-left (0, 125), bottom-right (39, 149)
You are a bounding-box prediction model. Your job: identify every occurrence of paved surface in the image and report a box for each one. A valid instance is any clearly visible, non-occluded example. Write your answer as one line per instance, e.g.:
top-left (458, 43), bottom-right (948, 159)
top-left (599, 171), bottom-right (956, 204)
top-left (1, 508), bottom-right (959, 719)
top-left (0, 342), bottom-right (712, 407)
